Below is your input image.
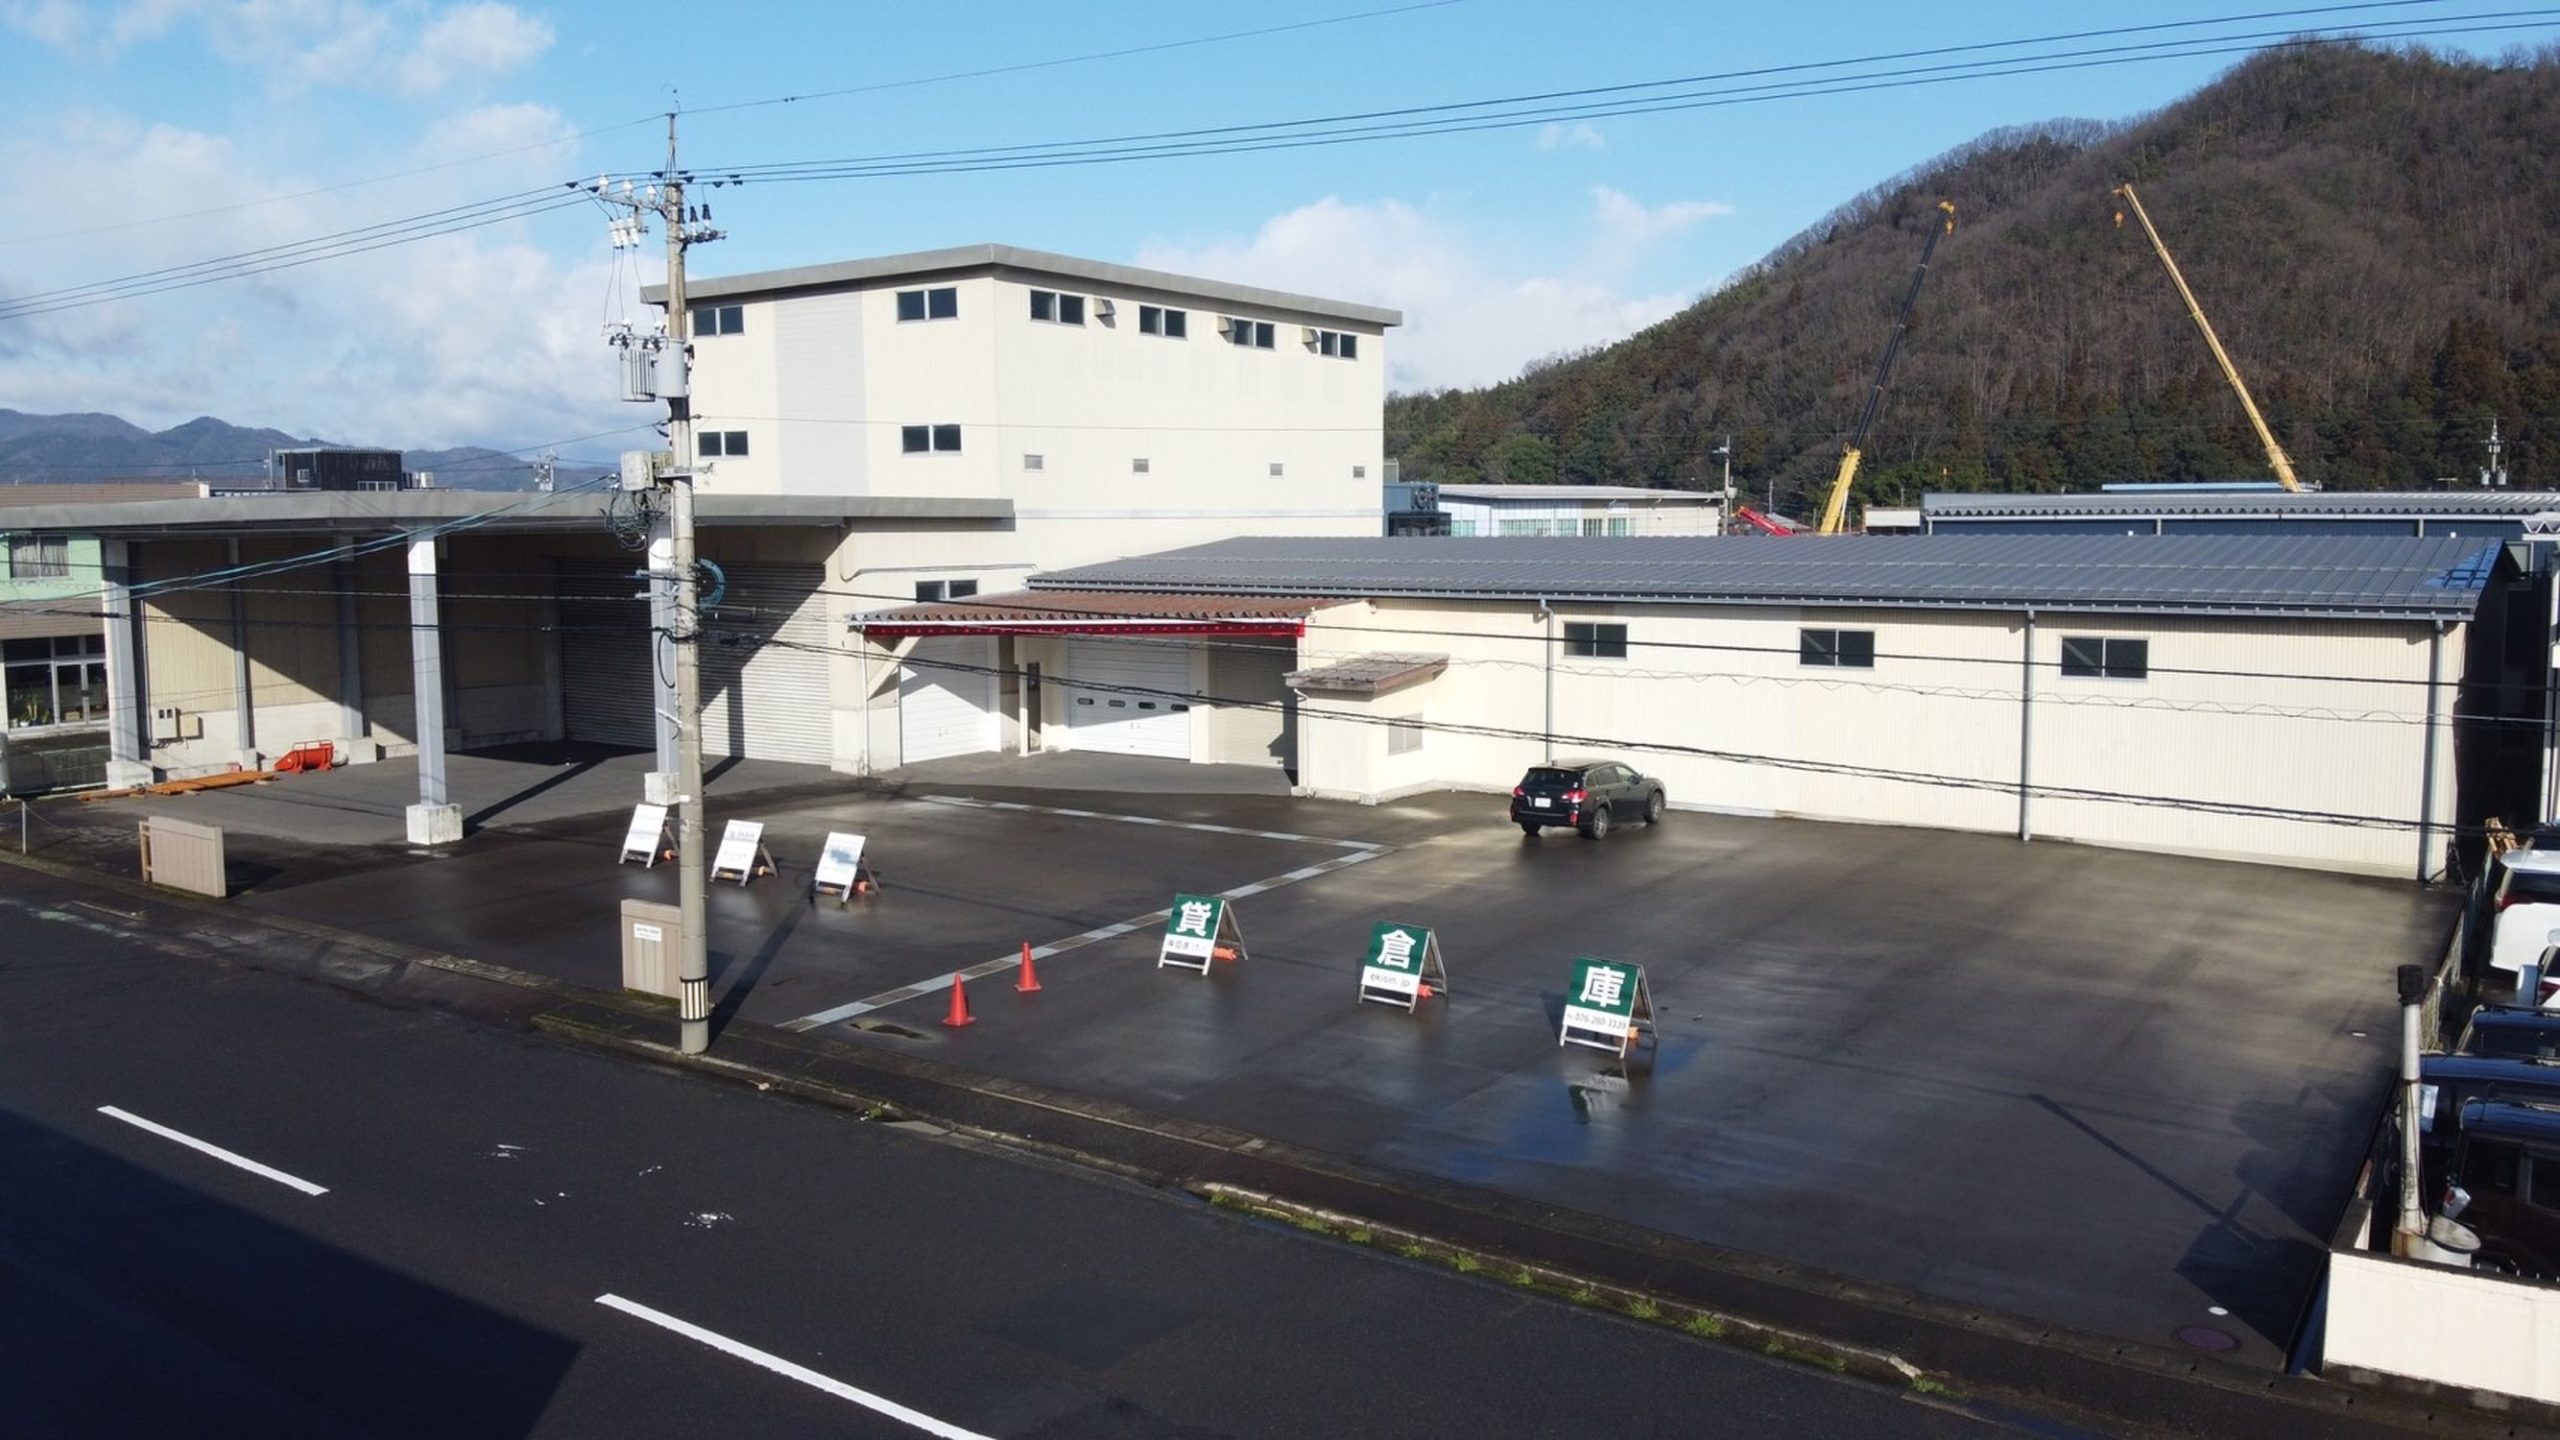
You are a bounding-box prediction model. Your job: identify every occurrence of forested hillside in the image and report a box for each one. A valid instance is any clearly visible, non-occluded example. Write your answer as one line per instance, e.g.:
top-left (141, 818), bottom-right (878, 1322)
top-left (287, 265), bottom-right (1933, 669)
top-left (1386, 44), bottom-right (2560, 512)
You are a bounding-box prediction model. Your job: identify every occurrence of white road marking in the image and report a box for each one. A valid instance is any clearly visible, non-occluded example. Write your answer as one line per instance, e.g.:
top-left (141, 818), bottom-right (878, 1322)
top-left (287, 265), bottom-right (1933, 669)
top-left (96, 1106), bottom-right (328, 1197)
top-left (596, 1294), bottom-right (994, 1439)
top-left (782, 846), bottom-right (1386, 1030)
top-left (916, 794), bottom-right (1382, 850)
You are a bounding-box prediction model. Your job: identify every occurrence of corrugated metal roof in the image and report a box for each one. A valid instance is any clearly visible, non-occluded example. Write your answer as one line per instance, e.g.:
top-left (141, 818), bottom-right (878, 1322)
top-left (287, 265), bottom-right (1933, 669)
top-left (1923, 490), bottom-right (2560, 518)
top-left (1437, 484), bottom-right (1718, 503)
top-left (855, 589), bottom-right (1341, 637)
top-left (1032, 534), bottom-right (2501, 620)
top-left (1285, 652), bottom-right (1447, 696)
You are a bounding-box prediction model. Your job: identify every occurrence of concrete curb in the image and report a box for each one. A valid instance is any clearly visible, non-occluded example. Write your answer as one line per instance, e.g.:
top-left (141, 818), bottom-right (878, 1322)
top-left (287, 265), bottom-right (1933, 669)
top-left (1189, 1181), bottom-right (1935, 1394)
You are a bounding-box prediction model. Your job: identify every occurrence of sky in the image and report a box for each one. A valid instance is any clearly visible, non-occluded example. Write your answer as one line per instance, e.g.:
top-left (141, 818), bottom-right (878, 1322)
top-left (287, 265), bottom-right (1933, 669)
top-left (0, 0), bottom-right (2543, 465)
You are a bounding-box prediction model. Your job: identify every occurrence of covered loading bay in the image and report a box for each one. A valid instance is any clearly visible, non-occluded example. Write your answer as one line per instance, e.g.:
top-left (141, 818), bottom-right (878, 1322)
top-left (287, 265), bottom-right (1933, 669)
top-left (855, 590), bottom-right (1333, 772)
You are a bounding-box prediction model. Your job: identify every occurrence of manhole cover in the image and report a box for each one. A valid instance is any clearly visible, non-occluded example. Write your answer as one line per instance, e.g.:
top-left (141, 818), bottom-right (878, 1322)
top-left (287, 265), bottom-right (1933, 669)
top-left (2175, 1325), bottom-right (2240, 1353)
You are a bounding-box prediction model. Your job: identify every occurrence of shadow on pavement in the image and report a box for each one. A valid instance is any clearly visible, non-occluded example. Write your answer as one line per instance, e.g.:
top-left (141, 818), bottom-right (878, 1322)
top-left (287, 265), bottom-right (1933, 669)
top-left (0, 1107), bottom-right (578, 1439)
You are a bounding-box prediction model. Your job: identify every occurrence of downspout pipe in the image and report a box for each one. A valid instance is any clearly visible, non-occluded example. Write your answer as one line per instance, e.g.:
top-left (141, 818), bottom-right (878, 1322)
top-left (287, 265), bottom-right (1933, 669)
top-left (2418, 620), bottom-right (2445, 883)
top-left (1534, 598), bottom-right (1555, 764)
top-left (2019, 608), bottom-right (2036, 843)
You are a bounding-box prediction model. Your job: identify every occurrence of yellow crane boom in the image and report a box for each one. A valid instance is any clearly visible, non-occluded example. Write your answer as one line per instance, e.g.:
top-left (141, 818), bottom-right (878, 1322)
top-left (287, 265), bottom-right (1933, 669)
top-left (1817, 200), bottom-right (1956, 536)
top-left (2110, 183), bottom-right (2301, 493)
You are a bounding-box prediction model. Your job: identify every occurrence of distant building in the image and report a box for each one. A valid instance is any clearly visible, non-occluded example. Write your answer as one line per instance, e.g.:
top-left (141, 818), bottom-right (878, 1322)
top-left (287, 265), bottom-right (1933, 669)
top-left (1922, 489), bottom-right (2560, 539)
top-left (1423, 483), bottom-right (1723, 538)
top-left (268, 447), bottom-right (412, 492)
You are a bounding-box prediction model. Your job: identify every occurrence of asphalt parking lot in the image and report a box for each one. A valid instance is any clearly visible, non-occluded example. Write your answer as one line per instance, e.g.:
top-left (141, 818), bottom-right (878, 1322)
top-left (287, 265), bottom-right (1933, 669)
top-left (25, 745), bottom-right (2457, 1369)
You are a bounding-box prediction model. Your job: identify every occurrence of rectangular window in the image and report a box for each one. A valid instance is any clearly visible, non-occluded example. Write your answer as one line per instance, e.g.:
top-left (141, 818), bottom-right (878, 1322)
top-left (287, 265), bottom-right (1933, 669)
top-left (1799, 628), bottom-right (1876, 669)
top-left (1224, 317), bottom-right (1275, 349)
top-left (1024, 453), bottom-right (1045, 471)
top-left (1310, 329), bottom-right (1361, 360)
top-left (1139, 304), bottom-right (1190, 338)
top-left (1353, 465), bottom-right (1367, 479)
top-left (1388, 719), bottom-right (1424, 755)
top-left (902, 425), bottom-right (962, 454)
top-left (913, 579), bottom-right (983, 602)
top-left (1132, 458), bottom-right (1150, 474)
top-left (1563, 622), bottom-right (1628, 660)
top-left (2061, 635), bottom-right (2149, 680)
top-left (895, 286), bottom-right (957, 322)
top-left (8, 536), bottom-right (68, 580)
top-left (1450, 519), bottom-right (1478, 537)
top-left (1030, 289), bottom-right (1085, 325)
top-left (1581, 518), bottom-right (1606, 537)
top-left (689, 304), bottom-right (743, 336)
top-left (1499, 519), bottom-right (1542, 536)
top-left (697, 431), bottom-right (748, 458)
top-left (1269, 462), bottom-right (1284, 477)
top-left (931, 424), bottom-right (962, 453)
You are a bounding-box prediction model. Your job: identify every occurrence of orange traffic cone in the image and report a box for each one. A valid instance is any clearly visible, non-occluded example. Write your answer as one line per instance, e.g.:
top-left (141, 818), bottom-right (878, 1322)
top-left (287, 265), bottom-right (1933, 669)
top-left (1015, 941), bottom-right (1043, 993)
top-left (942, 972), bottom-right (975, 1028)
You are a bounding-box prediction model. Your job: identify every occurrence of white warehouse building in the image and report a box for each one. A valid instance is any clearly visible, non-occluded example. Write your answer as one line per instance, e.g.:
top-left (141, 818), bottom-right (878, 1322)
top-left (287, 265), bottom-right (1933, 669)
top-left (864, 533), bottom-right (2536, 879)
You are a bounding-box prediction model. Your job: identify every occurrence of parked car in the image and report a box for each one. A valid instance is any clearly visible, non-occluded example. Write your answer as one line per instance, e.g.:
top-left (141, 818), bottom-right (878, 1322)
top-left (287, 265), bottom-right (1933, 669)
top-left (1509, 758), bottom-right (1665, 840)
top-left (2441, 1097), bottom-right (2560, 1279)
top-left (2486, 849), bottom-right (2560, 1007)
top-left (2457, 1005), bottom-right (2560, 1061)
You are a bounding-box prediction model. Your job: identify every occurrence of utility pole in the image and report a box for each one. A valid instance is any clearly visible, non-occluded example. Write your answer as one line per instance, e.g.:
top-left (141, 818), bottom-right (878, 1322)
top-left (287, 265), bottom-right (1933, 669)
top-left (660, 115), bottom-right (711, 1056)
top-left (598, 114), bottom-right (723, 1054)
top-left (1711, 434), bottom-right (1732, 534)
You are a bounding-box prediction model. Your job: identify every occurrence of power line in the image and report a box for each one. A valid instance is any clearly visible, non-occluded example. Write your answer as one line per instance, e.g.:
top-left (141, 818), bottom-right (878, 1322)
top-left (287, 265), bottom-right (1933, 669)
top-left (682, 1), bottom-right (1469, 118)
top-left (685, 12), bottom-right (2553, 186)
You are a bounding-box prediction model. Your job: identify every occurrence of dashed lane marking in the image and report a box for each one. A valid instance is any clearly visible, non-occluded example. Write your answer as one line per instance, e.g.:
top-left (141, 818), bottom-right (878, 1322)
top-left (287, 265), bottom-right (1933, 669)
top-left (596, 1294), bottom-right (995, 1439)
top-left (97, 1106), bottom-right (329, 1197)
top-left (780, 845), bottom-right (1386, 1031)
top-left (916, 794), bottom-right (1383, 850)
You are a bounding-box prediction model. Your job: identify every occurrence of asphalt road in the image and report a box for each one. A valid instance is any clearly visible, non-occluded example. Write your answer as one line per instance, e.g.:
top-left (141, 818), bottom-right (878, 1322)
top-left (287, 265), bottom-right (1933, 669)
top-left (0, 867), bottom-right (2030, 1440)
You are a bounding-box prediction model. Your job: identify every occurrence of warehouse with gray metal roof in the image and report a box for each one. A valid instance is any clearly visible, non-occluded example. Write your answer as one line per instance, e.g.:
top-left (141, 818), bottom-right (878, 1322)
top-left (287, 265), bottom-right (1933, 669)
top-left (862, 531), bottom-right (2544, 877)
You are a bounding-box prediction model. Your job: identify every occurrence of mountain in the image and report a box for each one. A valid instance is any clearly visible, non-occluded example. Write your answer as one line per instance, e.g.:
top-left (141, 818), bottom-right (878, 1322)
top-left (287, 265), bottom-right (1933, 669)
top-left (1387, 43), bottom-right (2560, 512)
top-left (0, 411), bottom-right (571, 491)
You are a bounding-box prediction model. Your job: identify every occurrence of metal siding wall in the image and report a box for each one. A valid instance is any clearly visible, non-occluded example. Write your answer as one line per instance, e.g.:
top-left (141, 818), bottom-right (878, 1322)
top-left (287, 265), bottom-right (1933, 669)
top-left (695, 562), bottom-right (833, 763)
top-left (772, 292), bottom-right (867, 496)
top-left (1299, 601), bottom-right (2432, 873)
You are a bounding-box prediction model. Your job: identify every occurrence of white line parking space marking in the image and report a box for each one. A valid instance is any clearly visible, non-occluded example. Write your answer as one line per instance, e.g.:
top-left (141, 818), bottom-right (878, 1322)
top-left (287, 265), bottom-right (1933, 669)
top-left (782, 846), bottom-right (1386, 1031)
top-left (596, 1294), bottom-right (994, 1440)
top-left (96, 1106), bottom-right (329, 1197)
top-left (917, 794), bottom-right (1382, 850)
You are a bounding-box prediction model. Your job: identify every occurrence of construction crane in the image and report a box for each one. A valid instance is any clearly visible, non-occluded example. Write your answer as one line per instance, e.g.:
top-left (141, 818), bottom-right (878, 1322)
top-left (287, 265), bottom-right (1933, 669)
top-left (2110, 182), bottom-right (2302, 492)
top-left (1816, 199), bottom-right (1957, 535)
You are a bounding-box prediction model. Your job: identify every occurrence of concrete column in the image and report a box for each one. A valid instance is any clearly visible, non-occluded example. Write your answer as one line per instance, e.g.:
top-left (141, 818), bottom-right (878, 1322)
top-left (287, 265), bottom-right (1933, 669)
top-left (100, 538), bottom-right (153, 789)
top-left (333, 535), bottom-right (367, 759)
top-left (648, 520), bottom-right (680, 774)
top-left (228, 538), bottom-right (257, 765)
top-left (406, 534), bottom-right (460, 845)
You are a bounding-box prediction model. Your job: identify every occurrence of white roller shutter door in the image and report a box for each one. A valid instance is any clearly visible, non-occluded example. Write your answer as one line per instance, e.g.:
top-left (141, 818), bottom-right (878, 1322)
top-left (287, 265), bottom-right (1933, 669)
top-left (695, 562), bottom-right (832, 764)
top-left (1063, 638), bottom-right (1192, 760)
top-left (1206, 641), bottom-right (1294, 768)
top-left (900, 635), bottom-right (998, 763)
top-left (556, 561), bottom-right (654, 748)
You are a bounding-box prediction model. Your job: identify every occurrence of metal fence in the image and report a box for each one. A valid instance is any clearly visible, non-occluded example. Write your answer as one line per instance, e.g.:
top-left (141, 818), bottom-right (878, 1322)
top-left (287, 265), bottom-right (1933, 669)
top-left (4, 742), bottom-right (107, 795)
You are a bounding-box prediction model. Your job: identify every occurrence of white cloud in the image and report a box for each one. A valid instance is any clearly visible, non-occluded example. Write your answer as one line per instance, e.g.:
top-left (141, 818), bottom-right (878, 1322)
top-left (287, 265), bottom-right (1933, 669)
top-left (1535, 122), bottom-right (1605, 153)
top-left (399, 2), bottom-right (553, 97)
top-left (1135, 188), bottom-right (1730, 392)
top-left (0, 111), bottom-right (625, 450)
top-left (413, 101), bottom-right (576, 165)
top-left (6, 0), bottom-right (553, 93)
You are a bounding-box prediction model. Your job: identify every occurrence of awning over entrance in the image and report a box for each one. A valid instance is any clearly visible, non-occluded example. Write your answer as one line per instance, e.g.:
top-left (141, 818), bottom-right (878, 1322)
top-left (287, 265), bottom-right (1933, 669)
top-left (854, 589), bottom-right (1341, 639)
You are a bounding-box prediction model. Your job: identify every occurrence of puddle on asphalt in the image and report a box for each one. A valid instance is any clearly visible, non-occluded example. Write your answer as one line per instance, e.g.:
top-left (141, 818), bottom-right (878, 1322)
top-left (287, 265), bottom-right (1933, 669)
top-left (851, 1018), bottom-right (927, 1041)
